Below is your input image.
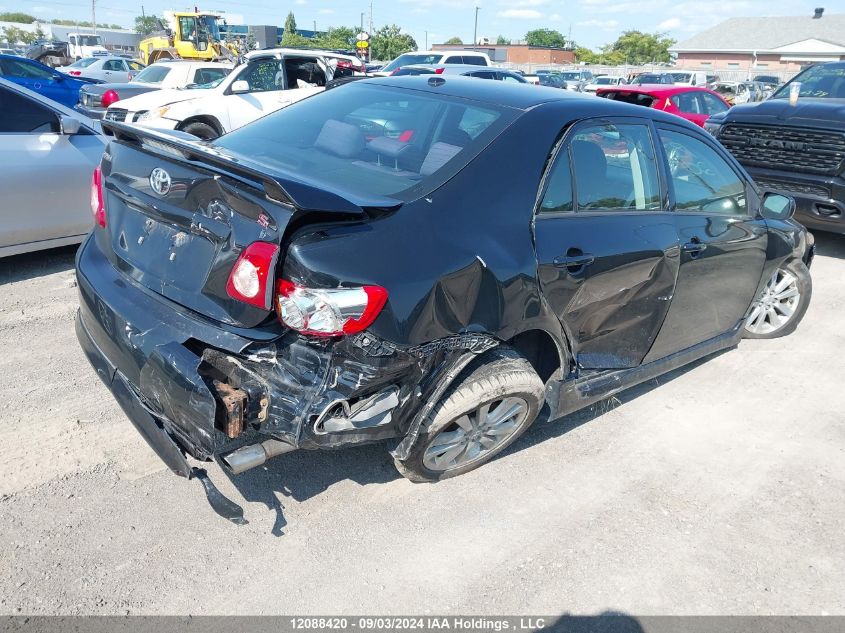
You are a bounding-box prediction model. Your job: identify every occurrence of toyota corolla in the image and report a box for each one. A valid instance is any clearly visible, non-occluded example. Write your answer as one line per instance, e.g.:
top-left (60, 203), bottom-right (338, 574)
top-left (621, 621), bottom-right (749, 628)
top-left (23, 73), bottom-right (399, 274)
top-left (75, 76), bottom-right (813, 521)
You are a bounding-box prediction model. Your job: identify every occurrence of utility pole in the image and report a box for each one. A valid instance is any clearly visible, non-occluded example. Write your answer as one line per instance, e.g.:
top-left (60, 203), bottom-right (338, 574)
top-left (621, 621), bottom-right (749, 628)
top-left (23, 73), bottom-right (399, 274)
top-left (473, 6), bottom-right (480, 46)
top-left (313, 20), bottom-right (316, 34)
top-left (360, 12), bottom-right (364, 33)
top-left (424, 30), bottom-right (428, 50)
top-left (369, 1), bottom-right (373, 38)
top-left (141, 4), bottom-right (145, 18)
top-left (92, 0), bottom-right (97, 35)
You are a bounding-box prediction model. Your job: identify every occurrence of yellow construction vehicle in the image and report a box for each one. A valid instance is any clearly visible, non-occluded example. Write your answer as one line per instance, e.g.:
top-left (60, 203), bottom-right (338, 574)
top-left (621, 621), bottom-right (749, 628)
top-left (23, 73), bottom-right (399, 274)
top-left (139, 11), bottom-right (239, 65)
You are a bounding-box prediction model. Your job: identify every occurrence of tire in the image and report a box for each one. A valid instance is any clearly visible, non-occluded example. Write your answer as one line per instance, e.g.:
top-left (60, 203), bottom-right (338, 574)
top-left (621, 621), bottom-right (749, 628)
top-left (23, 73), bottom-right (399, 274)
top-left (743, 259), bottom-right (812, 339)
top-left (180, 121), bottom-right (219, 140)
top-left (394, 347), bottom-right (545, 483)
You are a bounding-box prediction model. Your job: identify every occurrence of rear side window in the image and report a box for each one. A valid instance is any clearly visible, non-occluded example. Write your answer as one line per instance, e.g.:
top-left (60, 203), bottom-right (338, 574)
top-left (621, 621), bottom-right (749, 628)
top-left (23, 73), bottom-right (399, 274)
top-left (658, 129), bottom-right (747, 216)
top-left (215, 83), bottom-right (515, 202)
top-left (132, 65), bottom-right (170, 84)
top-left (538, 147), bottom-right (573, 214)
top-left (570, 123), bottom-right (661, 212)
top-left (671, 91), bottom-right (700, 114)
top-left (462, 56), bottom-right (486, 66)
top-left (103, 60), bottom-right (124, 71)
top-left (0, 86), bottom-right (59, 133)
top-left (601, 91), bottom-right (656, 108)
top-left (284, 57), bottom-right (326, 88)
top-left (193, 67), bottom-right (230, 85)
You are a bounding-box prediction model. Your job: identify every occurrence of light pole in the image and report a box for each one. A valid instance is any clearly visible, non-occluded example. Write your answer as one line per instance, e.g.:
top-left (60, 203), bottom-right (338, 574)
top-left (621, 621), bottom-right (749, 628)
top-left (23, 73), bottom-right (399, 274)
top-left (360, 12), bottom-right (364, 33)
top-left (473, 6), bottom-right (480, 46)
top-left (425, 30), bottom-right (428, 50)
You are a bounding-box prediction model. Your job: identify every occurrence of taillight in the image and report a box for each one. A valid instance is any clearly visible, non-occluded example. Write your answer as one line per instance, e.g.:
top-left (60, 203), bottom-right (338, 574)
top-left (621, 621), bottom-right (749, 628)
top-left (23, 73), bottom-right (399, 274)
top-left (226, 242), bottom-right (280, 309)
top-left (69, 70), bottom-right (81, 76)
top-left (337, 59), bottom-right (353, 69)
top-left (434, 67), bottom-right (446, 74)
top-left (90, 166), bottom-right (106, 228)
top-left (101, 89), bottom-right (120, 107)
top-left (276, 280), bottom-right (388, 337)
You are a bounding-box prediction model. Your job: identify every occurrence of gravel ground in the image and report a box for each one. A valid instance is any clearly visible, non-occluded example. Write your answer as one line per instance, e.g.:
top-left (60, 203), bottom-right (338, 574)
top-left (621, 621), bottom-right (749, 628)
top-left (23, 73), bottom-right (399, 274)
top-left (1, 234), bottom-right (843, 616)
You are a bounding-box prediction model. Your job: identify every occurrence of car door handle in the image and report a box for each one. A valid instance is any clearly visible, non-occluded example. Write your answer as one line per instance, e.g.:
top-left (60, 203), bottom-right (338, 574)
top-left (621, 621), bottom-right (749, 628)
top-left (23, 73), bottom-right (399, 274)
top-left (554, 251), bottom-right (595, 269)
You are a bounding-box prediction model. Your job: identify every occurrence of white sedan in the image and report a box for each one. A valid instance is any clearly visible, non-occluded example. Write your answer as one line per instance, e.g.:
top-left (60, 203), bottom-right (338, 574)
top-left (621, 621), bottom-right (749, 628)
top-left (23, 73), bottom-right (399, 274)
top-left (584, 75), bottom-right (627, 93)
top-left (58, 55), bottom-right (145, 82)
top-left (104, 49), bottom-right (335, 139)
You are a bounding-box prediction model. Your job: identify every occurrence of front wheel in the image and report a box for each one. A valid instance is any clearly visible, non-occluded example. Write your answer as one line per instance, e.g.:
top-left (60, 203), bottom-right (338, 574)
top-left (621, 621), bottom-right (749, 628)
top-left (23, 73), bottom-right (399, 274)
top-left (180, 121), bottom-right (219, 140)
top-left (743, 259), bottom-right (812, 339)
top-left (394, 348), bottom-right (544, 483)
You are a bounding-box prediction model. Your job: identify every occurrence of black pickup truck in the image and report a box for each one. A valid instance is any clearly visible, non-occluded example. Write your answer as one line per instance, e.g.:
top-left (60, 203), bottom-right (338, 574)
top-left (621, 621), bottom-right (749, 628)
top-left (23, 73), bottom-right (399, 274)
top-left (704, 61), bottom-right (845, 235)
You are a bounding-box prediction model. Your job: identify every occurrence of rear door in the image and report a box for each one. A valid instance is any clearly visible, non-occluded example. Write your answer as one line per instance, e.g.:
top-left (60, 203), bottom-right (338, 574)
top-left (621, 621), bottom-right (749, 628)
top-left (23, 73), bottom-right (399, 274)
top-left (534, 118), bottom-right (680, 370)
top-left (643, 123), bottom-right (768, 362)
top-left (0, 85), bottom-right (98, 249)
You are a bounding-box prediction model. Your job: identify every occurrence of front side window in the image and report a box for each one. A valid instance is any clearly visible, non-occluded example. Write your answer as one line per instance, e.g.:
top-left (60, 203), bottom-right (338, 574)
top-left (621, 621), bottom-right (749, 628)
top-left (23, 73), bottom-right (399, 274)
top-left (128, 60), bottom-right (145, 71)
top-left (698, 92), bottom-right (728, 115)
top-left (570, 123), bottom-right (661, 211)
top-left (0, 86), bottom-right (58, 133)
top-left (658, 128), bottom-right (747, 216)
top-left (238, 59), bottom-right (285, 92)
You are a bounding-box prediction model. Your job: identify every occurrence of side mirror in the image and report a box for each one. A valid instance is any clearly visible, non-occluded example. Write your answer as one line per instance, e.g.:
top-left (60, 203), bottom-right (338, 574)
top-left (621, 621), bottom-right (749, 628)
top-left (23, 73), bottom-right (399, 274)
top-left (760, 192), bottom-right (795, 221)
top-left (230, 79), bottom-right (249, 94)
top-left (59, 115), bottom-right (81, 135)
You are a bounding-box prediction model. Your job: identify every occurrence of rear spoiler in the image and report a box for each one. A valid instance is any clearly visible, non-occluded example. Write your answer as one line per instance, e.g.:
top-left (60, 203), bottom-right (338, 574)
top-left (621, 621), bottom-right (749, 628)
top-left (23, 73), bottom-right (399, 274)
top-left (101, 120), bottom-right (402, 216)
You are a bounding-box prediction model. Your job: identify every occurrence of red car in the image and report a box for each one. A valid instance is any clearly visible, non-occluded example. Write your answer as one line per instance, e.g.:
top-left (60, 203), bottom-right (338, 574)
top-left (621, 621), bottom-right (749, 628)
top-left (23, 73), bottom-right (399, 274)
top-left (595, 85), bottom-right (730, 127)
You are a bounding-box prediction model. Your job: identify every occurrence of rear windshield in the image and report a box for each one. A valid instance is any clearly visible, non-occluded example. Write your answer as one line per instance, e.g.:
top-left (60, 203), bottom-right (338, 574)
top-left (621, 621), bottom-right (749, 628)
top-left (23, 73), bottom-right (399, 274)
top-left (70, 57), bottom-right (99, 68)
top-left (595, 77), bottom-right (616, 85)
top-left (214, 82), bottom-right (517, 202)
top-left (392, 67), bottom-right (436, 76)
top-left (132, 65), bottom-right (170, 84)
top-left (600, 91), bottom-right (656, 107)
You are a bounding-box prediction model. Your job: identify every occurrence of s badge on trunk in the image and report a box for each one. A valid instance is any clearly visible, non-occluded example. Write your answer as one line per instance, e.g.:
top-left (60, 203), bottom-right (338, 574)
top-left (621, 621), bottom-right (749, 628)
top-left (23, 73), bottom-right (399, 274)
top-left (150, 168), bottom-right (172, 196)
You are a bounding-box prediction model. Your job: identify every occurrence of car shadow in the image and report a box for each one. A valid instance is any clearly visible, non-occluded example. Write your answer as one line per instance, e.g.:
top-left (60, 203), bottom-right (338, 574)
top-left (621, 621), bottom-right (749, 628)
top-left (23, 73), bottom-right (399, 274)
top-left (813, 230), bottom-right (845, 259)
top-left (0, 244), bottom-right (78, 284)
top-left (224, 348), bottom-right (728, 535)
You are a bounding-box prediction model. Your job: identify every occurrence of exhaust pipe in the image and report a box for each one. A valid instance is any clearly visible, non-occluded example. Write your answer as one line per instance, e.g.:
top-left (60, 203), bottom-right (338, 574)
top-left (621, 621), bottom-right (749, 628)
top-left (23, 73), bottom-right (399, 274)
top-left (221, 439), bottom-right (296, 474)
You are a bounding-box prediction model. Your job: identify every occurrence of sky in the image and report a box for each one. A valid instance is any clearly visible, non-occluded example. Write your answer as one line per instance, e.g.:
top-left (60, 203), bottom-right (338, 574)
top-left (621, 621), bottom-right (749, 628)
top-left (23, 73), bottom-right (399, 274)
top-left (7, 0), bottom-right (830, 50)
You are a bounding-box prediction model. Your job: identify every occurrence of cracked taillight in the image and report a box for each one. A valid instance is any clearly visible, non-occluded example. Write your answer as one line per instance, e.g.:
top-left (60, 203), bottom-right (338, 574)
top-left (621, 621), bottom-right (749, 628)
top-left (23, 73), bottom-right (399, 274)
top-left (90, 166), bottom-right (106, 228)
top-left (226, 242), bottom-right (280, 309)
top-left (276, 280), bottom-right (388, 337)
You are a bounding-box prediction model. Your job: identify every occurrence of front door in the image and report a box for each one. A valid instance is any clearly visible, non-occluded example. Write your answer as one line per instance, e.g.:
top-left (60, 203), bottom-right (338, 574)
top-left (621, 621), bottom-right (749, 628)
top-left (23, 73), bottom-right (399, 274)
top-left (534, 118), bottom-right (681, 370)
top-left (644, 124), bottom-right (768, 362)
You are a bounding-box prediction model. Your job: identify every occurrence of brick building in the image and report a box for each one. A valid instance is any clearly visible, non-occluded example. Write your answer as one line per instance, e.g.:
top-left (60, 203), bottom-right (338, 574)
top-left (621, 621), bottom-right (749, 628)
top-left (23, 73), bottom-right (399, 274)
top-left (670, 9), bottom-right (845, 77)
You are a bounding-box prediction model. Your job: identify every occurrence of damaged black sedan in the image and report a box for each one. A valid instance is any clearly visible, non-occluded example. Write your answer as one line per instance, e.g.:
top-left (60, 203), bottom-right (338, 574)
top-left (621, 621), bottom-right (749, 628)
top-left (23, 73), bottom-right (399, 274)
top-left (75, 76), bottom-right (813, 514)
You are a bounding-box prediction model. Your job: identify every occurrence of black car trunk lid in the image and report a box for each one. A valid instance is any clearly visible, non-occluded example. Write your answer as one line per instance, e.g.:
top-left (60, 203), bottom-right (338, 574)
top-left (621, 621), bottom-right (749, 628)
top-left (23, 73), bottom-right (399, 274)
top-left (98, 122), bottom-right (401, 329)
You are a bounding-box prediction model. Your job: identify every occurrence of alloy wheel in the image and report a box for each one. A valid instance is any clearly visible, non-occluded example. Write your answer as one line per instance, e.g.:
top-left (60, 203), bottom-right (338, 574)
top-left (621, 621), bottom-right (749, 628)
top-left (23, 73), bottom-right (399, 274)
top-left (422, 397), bottom-right (529, 472)
top-left (744, 268), bottom-right (801, 335)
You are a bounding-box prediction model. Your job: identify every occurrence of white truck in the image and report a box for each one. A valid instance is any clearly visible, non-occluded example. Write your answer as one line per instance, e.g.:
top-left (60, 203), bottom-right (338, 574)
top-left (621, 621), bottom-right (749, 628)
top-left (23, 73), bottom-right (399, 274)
top-left (104, 49), bottom-right (335, 139)
top-left (67, 33), bottom-right (109, 60)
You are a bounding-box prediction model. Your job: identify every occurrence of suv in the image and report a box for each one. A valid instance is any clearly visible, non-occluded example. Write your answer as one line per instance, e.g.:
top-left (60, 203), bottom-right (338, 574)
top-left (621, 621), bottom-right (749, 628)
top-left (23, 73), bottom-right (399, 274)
top-left (705, 61), bottom-right (845, 234)
top-left (77, 76), bottom-right (812, 521)
top-left (104, 49), bottom-right (333, 139)
top-left (377, 50), bottom-right (491, 75)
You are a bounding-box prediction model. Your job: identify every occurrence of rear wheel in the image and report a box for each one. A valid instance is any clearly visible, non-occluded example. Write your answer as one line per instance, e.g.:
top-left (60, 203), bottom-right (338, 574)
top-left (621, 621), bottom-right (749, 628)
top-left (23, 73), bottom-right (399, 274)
top-left (743, 259), bottom-right (811, 339)
top-left (180, 121), bottom-right (219, 140)
top-left (394, 348), bottom-right (544, 483)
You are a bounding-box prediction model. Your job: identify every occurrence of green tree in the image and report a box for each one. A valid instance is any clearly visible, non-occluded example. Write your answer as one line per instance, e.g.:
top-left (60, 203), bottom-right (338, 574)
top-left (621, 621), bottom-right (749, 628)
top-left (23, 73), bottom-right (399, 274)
top-left (313, 26), bottom-right (356, 49)
top-left (280, 30), bottom-right (310, 48)
top-left (284, 11), bottom-right (297, 35)
top-left (0, 12), bottom-right (37, 24)
top-left (574, 46), bottom-right (596, 64)
top-left (134, 15), bottom-right (161, 36)
top-left (525, 28), bottom-right (567, 48)
top-left (496, 35), bottom-right (510, 45)
top-left (370, 24), bottom-right (416, 61)
top-left (609, 30), bottom-right (675, 64)
top-left (1, 25), bottom-right (38, 45)
top-left (444, 36), bottom-right (463, 45)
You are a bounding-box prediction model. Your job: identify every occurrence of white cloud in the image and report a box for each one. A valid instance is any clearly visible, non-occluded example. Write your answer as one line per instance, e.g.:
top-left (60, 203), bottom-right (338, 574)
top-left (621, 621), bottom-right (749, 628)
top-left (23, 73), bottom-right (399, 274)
top-left (549, 13), bottom-right (562, 21)
top-left (295, 0), bottom-right (306, 5)
top-left (497, 8), bottom-right (542, 18)
top-left (657, 17), bottom-right (680, 29)
top-left (319, 8), bottom-right (335, 14)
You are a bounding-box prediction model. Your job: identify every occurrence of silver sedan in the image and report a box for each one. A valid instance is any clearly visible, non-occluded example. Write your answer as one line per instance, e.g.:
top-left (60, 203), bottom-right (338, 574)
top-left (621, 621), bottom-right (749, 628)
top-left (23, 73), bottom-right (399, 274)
top-left (57, 55), bottom-right (144, 82)
top-left (0, 77), bottom-right (106, 257)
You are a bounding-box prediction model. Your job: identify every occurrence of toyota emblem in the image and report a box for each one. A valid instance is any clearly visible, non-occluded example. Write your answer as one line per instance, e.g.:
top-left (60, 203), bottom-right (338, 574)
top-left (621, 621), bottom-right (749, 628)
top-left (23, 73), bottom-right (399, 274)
top-left (149, 168), bottom-right (172, 196)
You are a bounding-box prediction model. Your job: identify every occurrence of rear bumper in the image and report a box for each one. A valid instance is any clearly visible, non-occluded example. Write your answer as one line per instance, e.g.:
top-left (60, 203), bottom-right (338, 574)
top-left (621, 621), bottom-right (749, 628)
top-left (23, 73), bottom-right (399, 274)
top-left (747, 166), bottom-right (845, 235)
top-left (74, 234), bottom-right (422, 472)
top-left (75, 103), bottom-right (106, 119)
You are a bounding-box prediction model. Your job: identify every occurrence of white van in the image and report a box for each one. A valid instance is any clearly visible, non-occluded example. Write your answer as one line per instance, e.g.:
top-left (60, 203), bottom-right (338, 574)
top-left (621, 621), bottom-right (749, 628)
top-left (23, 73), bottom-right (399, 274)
top-left (669, 70), bottom-right (708, 87)
top-left (377, 50), bottom-right (491, 76)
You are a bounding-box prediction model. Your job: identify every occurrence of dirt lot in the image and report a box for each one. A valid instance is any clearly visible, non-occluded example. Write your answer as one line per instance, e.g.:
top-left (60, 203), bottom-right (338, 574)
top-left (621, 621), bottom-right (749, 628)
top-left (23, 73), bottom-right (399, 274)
top-left (1, 234), bottom-right (844, 615)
